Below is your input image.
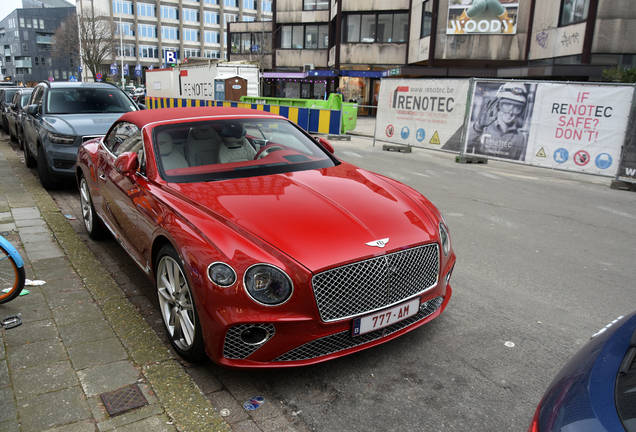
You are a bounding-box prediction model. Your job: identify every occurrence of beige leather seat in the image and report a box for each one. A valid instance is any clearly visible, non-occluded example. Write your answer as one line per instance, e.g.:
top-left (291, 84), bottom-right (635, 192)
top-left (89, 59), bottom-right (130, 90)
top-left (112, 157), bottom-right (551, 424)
top-left (217, 135), bottom-right (257, 163)
top-left (185, 125), bottom-right (222, 166)
top-left (157, 132), bottom-right (188, 171)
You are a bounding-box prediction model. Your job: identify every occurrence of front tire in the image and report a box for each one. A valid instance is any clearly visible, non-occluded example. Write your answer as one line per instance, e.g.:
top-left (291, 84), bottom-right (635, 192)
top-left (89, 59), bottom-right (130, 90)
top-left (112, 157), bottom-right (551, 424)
top-left (156, 244), bottom-right (205, 362)
top-left (36, 145), bottom-right (60, 190)
top-left (79, 175), bottom-right (107, 239)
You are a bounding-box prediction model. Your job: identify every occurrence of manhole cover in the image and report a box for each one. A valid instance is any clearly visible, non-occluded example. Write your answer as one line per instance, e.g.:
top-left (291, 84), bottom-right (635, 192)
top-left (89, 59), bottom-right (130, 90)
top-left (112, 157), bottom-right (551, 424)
top-left (100, 384), bottom-right (148, 416)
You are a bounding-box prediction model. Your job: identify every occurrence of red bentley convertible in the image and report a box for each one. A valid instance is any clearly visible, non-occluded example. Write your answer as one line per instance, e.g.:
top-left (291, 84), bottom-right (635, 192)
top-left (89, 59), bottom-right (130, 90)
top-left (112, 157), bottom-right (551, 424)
top-left (76, 107), bottom-right (455, 368)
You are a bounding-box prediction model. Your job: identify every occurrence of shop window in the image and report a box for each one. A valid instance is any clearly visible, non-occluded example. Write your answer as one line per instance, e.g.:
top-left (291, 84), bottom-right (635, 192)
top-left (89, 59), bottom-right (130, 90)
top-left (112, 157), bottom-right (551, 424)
top-left (344, 13), bottom-right (407, 43)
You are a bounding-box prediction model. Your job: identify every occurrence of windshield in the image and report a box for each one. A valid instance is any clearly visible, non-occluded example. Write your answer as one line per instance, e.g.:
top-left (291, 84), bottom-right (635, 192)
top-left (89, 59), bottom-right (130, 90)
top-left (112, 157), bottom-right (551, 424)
top-left (153, 118), bottom-right (338, 182)
top-left (46, 88), bottom-right (137, 114)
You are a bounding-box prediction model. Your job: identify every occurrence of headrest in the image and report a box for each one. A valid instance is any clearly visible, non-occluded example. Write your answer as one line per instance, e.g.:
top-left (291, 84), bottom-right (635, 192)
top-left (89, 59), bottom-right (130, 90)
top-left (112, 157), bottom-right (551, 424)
top-left (191, 126), bottom-right (217, 140)
top-left (218, 122), bottom-right (246, 139)
top-left (157, 132), bottom-right (174, 155)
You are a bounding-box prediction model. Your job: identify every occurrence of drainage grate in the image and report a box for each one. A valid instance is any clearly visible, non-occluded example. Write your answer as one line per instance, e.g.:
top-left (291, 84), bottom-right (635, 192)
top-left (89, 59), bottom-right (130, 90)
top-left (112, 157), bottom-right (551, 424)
top-left (100, 384), bottom-right (148, 416)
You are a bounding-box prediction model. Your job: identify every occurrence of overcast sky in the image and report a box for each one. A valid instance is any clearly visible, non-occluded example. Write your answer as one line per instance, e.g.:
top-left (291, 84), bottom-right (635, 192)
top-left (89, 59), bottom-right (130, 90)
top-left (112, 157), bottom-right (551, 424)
top-left (2, 0), bottom-right (27, 22)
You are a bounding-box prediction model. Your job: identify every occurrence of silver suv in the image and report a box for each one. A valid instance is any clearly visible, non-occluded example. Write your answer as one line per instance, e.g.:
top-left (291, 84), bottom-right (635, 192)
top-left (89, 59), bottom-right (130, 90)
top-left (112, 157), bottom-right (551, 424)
top-left (22, 81), bottom-right (140, 189)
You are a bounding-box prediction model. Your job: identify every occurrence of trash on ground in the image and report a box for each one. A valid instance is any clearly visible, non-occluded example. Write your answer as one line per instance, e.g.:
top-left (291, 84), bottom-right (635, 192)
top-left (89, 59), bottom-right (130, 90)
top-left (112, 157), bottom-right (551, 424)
top-left (219, 409), bottom-right (230, 416)
top-left (64, 215), bottom-right (77, 220)
top-left (505, 341), bottom-right (515, 348)
top-left (25, 279), bottom-right (46, 286)
top-left (243, 396), bottom-right (265, 410)
top-left (1, 288), bottom-right (29, 296)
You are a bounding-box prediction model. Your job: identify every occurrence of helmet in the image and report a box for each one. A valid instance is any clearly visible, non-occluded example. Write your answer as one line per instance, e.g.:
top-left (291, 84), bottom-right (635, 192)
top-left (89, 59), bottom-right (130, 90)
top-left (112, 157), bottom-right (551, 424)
top-left (496, 82), bottom-right (527, 104)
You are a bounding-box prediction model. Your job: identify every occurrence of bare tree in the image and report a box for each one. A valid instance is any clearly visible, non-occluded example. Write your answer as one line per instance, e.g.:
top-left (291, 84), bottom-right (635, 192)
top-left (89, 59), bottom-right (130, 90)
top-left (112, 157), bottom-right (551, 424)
top-left (53, 6), bottom-right (116, 81)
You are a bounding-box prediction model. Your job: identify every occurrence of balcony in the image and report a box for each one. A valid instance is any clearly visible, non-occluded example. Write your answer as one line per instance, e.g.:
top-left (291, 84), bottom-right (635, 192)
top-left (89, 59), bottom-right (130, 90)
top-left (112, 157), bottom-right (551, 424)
top-left (15, 59), bottom-right (32, 68)
top-left (36, 36), bottom-right (54, 44)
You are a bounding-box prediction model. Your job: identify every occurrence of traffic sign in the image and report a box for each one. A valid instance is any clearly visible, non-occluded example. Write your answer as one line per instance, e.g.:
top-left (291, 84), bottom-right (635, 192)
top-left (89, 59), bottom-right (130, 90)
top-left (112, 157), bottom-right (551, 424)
top-left (48, 77), bottom-right (54, 82)
top-left (69, 76), bottom-right (77, 82)
top-left (165, 50), bottom-right (177, 65)
top-left (95, 73), bottom-right (102, 80)
top-left (78, 66), bottom-right (83, 73)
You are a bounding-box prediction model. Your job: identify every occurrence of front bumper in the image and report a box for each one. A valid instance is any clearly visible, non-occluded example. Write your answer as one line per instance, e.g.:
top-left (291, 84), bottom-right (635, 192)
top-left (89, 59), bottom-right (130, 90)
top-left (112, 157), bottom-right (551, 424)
top-left (208, 283), bottom-right (451, 368)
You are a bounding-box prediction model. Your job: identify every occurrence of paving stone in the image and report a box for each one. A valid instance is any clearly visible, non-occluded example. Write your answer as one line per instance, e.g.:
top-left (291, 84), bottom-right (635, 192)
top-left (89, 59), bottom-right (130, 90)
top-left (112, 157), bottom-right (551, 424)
top-left (30, 257), bottom-right (70, 272)
top-left (77, 360), bottom-right (140, 397)
top-left (18, 387), bottom-right (91, 432)
top-left (67, 338), bottom-right (128, 370)
top-left (0, 387), bottom-right (17, 423)
top-left (11, 208), bottom-right (40, 219)
top-left (59, 319), bottom-right (116, 347)
top-left (50, 302), bottom-right (103, 326)
top-left (41, 420), bottom-right (96, 432)
top-left (0, 223), bottom-right (16, 232)
top-left (98, 414), bottom-right (176, 432)
top-left (231, 420), bottom-right (264, 432)
top-left (2, 319), bottom-right (59, 347)
top-left (26, 248), bottom-right (66, 262)
top-left (5, 286), bottom-right (45, 307)
top-left (207, 390), bottom-right (250, 425)
top-left (0, 302), bottom-right (52, 323)
top-left (45, 291), bottom-right (94, 309)
top-left (6, 339), bottom-right (67, 370)
top-left (0, 361), bottom-right (8, 388)
top-left (12, 361), bottom-right (77, 400)
top-left (15, 219), bottom-right (46, 228)
top-left (40, 278), bottom-right (85, 295)
top-left (0, 418), bottom-right (19, 432)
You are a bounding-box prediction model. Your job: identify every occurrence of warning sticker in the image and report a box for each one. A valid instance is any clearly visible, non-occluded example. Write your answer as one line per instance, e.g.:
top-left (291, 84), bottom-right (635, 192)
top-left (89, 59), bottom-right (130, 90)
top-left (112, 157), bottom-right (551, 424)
top-left (574, 150), bottom-right (590, 166)
top-left (429, 131), bottom-right (440, 145)
top-left (535, 147), bottom-right (547, 158)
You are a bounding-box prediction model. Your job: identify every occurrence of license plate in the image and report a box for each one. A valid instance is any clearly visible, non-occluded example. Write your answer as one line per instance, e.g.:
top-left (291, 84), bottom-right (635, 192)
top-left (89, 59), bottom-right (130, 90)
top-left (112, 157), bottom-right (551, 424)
top-left (352, 298), bottom-right (420, 337)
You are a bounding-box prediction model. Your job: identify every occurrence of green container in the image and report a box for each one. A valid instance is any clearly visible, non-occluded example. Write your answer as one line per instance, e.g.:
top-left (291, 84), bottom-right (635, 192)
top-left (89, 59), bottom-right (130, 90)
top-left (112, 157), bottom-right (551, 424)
top-left (240, 93), bottom-right (357, 134)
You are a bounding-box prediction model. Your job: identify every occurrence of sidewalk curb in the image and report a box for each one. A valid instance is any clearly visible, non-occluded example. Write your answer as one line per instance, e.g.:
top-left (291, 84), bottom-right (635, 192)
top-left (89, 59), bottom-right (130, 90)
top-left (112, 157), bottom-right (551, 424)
top-left (0, 138), bottom-right (230, 432)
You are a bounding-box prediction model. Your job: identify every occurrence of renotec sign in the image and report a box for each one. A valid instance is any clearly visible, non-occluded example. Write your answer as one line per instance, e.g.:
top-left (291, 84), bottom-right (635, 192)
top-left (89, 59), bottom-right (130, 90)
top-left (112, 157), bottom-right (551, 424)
top-left (447, 0), bottom-right (519, 35)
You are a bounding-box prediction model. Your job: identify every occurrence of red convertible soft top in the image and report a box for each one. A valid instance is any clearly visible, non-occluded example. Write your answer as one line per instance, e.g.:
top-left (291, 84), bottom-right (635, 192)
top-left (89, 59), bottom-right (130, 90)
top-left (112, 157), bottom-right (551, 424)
top-left (118, 106), bottom-right (284, 128)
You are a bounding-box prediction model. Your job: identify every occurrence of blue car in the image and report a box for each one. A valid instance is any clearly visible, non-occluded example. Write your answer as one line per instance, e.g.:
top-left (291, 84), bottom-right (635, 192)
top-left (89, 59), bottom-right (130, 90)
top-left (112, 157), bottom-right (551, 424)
top-left (528, 310), bottom-right (636, 432)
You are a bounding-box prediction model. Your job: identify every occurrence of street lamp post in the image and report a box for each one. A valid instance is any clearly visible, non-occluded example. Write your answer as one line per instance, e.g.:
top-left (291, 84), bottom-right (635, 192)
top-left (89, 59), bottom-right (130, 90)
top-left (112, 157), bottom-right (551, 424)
top-left (119, 15), bottom-right (125, 89)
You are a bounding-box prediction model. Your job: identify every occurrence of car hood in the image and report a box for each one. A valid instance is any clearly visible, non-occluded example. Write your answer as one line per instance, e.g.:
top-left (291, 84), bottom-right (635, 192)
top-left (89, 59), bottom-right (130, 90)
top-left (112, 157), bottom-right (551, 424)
top-left (168, 163), bottom-right (440, 272)
top-left (42, 113), bottom-right (124, 137)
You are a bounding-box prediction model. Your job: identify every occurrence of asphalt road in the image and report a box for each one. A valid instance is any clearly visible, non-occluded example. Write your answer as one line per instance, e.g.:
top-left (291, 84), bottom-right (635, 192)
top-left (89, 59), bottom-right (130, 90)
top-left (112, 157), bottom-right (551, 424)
top-left (7, 131), bottom-right (636, 431)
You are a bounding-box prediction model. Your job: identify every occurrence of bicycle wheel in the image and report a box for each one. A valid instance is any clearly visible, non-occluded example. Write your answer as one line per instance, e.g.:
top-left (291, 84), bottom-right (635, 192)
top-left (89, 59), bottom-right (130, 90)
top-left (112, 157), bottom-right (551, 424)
top-left (0, 244), bottom-right (26, 304)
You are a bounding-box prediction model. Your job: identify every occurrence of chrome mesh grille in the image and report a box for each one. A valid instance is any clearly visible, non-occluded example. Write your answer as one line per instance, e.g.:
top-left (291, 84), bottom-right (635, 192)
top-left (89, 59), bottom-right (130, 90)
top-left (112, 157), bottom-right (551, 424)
top-left (274, 296), bottom-right (444, 362)
top-left (223, 324), bottom-right (276, 359)
top-left (312, 244), bottom-right (439, 322)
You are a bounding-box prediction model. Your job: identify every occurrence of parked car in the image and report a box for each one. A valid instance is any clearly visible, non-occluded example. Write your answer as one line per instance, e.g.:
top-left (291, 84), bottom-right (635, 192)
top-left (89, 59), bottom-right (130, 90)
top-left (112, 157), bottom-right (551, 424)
top-left (131, 88), bottom-right (146, 103)
top-left (0, 87), bottom-right (19, 132)
top-left (22, 81), bottom-right (140, 189)
top-left (528, 310), bottom-right (636, 432)
top-left (6, 88), bottom-right (33, 147)
top-left (76, 107), bottom-right (456, 367)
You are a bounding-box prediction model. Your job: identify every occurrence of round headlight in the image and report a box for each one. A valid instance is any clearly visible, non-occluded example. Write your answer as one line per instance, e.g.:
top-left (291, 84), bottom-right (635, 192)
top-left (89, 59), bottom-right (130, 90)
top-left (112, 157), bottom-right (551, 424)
top-left (439, 222), bottom-right (450, 257)
top-left (208, 262), bottom-right (237, 287)
top-left (244, 264), bottom-right (293, 306)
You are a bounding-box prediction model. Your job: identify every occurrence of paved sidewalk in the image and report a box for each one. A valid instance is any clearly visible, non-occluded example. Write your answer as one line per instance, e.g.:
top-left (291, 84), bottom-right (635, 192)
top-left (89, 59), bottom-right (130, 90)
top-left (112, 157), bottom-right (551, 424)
top-left (0, 136), bottom-right (230, 431)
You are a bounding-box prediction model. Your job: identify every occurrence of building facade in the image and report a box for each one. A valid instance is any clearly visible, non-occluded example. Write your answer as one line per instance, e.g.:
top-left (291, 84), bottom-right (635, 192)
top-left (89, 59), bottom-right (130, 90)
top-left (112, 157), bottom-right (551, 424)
top-left (80, 0), bottom-right (273, 81)
top-left (229, 0), bottom-right (636, 106)
top-left (0, 6), bottom-right (78, 85)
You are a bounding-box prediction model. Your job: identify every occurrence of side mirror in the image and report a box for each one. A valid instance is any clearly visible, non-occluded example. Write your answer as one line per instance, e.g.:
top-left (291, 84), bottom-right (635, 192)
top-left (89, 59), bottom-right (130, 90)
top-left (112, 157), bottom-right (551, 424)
top-left (26, 104), bottom-right (39, 115)
top-left (137, 103), bottom-right (146, 110)
top-left (316, 137), bottom-right (335, 154)
top-left (114, 151), bottom-right (139, 175)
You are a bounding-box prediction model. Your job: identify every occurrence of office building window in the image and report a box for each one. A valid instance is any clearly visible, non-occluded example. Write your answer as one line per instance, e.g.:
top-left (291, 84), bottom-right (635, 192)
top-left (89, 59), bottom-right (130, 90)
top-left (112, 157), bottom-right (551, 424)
top-left (344, 13), bottom-right (408, 43)
top-left (243, 0), bottom-right (256, 9)
top-left (204, 50), bottom-right (220, 58)
top-left (231, 32), bottom-right (271, 54)
top-left (204, 0), bottom-right (218, 4)
top-left (138, 3), bottom-right (156, 17)
top-left (162, 26), bottom-right (179, 40)
top-left (224, 0), bottom-right (237, 6)
top-left (140, 45), bottom-right (158, 58)
top-left (303, 0), bottom-right (328, 11)
top-left (138, 24), bottom-right (157, 38)
top-left (116, 22), bottom-right (134, 36)
top-left (33, 19), bottom-right (38, 28)
top-left (115, 44), bottom-right (135, 57)
top-left (183, 8), bottom-right (199, 22)
top-left (204, 30), bottom-right (219, 43)
top-left (224, 14), bottom-right (237, 24)
top-left (243, 16), bottom-right (255, 22)
top-left (19, 18), bottom-right (25, 27)
top-left (161, 6), bottom-right (178, 20)
top-left (421, 0), bottom-right (432, 38)
top-left (184, 29), bottom-right (199, 41)
top-left (280, 24), bottom-right (327, 49)
top-left (560, 0), bottom-right (589, 26)
top-left (204, 11), bottom-right (219, 24)
top-left (183, 48), bottom-right (200, 58)
top-left (113, 0), bottom-right (133, 14)
top-left (39, 20), bottom-right (44, 29)
top-left (262, 0), bottom-right (272, 12)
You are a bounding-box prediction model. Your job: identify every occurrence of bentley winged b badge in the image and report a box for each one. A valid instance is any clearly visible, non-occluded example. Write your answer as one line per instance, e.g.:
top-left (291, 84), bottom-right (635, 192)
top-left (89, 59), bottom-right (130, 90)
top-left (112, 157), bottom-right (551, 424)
top-left (366, 238), bottom-right (389, 248)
